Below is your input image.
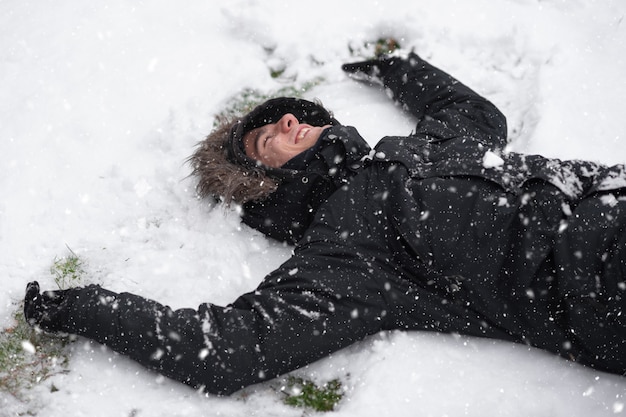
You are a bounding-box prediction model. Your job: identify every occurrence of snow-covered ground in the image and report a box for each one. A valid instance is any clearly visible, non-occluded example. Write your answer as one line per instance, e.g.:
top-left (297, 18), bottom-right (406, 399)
top-left (2, 0), bottom-right (626, 415)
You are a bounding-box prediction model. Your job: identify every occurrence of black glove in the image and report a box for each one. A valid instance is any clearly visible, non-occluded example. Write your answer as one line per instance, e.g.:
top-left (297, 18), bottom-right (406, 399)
top-left (341, 54), bottom-right (404, 85)
top-left (24, 281), bottom-right (72, 332)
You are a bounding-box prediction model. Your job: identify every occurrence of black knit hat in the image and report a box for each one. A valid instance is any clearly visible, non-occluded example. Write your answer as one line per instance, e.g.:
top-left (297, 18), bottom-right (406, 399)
top-left (226, 97), bottom-right (340, 175)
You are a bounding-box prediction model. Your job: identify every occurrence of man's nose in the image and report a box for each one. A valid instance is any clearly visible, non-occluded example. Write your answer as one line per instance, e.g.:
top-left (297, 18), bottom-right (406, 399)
top-left (276, 113), bottom-right (298, 132)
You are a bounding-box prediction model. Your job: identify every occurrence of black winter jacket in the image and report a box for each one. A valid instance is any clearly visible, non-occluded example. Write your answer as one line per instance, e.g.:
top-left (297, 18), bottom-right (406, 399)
top-left (45, 53), bottom-right (626, 395)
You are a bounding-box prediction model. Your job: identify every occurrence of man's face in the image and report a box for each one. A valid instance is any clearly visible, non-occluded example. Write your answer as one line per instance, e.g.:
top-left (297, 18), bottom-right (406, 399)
top-left (243, 113), bottom-right (330, 168)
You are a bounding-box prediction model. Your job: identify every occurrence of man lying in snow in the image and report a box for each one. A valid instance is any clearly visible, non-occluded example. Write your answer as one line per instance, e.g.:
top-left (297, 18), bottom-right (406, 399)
top-left (24, 51), bottom-right (626, 395)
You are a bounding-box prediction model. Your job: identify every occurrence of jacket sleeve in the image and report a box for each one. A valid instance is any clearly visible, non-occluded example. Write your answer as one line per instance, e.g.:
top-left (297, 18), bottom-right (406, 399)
top-left (379, 53), bottom-right (508, 148)
top-left (52, 264), bottom-right (388, 396)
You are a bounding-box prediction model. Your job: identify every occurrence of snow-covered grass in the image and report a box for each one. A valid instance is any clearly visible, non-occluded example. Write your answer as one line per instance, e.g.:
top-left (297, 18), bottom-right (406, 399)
top-left (1, 0), bottom-right (626, 415)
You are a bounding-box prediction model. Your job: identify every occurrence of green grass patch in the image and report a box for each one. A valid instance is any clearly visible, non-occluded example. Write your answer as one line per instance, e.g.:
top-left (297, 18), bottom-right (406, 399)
top-left (0, 248), bottom-right (86, 401)
top-left (281, 376), bottom-right (344, 412)
top-left (348, 37), bottom-right (402, 59)
top-left (50, 245), bottom-right (85, 290)
top-left (0, 307), bottom-right (70, 400)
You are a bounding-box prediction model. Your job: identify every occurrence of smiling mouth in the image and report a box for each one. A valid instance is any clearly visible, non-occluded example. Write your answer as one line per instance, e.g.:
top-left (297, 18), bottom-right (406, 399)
top-left (296, 127), bottom-right (311, 144)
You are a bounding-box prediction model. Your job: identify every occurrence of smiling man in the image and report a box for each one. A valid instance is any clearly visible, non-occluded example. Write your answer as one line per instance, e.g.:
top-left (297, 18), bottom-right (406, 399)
top-left (24, 51), bottom-right (626, 395)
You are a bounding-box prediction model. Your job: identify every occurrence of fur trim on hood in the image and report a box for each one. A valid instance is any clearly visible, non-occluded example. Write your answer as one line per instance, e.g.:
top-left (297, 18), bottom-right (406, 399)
top-left (188, 115), bottom-right (278, 205)
top-left (188, 97), bottom-right (339, 205)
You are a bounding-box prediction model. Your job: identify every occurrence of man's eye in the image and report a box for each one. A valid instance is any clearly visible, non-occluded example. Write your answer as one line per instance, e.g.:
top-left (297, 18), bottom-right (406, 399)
top-left (256, 135), bottom-right (269, 155)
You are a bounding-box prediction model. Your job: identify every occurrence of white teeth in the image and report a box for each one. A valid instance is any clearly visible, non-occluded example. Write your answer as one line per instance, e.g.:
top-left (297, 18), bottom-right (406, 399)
top-left (297, 128), bottom-right (310, 142)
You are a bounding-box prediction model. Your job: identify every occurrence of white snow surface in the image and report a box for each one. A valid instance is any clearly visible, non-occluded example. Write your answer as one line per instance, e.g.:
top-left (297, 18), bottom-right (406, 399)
top-left (2, 0), bottom-right (626, 416)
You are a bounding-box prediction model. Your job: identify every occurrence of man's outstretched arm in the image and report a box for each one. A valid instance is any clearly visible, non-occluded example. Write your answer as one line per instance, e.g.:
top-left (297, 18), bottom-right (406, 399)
top-left (343, 52), bottom-right (508, 148)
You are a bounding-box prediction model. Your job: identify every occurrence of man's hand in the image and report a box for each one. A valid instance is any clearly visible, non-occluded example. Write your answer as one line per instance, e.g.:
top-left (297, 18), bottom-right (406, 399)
top-left (342, 53), bottom-right (410, 85)
top-left (342, 59), bottom-right (387, 85)
top-left (24, 281), bottom-right (71, 332)
top-left (24, 281), bottom-right (43, 326)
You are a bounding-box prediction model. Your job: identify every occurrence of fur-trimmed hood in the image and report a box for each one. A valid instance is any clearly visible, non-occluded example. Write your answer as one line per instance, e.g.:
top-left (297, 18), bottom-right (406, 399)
top-left (188, 97), bottom-right (340, 205)
top-left (188, 115), bottom-right (279, 205)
